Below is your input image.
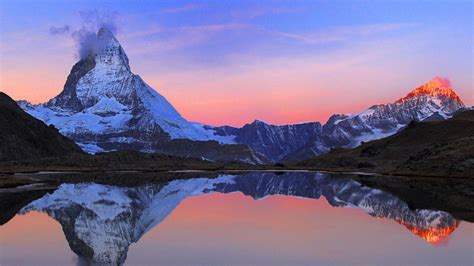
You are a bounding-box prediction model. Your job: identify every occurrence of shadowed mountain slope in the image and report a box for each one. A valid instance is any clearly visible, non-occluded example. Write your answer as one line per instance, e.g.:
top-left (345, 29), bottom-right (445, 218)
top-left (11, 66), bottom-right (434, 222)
top-left (0, 92), bottom-right (83, 161)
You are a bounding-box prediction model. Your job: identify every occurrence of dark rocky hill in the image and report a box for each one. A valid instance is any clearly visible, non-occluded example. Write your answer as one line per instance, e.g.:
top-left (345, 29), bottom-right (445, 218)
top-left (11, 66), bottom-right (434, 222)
top-left (0, 92), bottom-right (84, 161)
top-left (297, 110), bottom-right (474, 178)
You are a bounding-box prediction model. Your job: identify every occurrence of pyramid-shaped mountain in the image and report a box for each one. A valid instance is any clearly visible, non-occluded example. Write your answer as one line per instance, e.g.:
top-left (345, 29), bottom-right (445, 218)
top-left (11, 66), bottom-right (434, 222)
top-left (19, 27), bottom-right (263, 163)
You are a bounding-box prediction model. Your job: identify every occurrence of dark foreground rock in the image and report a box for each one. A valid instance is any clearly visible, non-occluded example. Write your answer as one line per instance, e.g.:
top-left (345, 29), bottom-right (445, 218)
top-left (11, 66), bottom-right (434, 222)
top-left (0, 92), bottom-right (84, 161)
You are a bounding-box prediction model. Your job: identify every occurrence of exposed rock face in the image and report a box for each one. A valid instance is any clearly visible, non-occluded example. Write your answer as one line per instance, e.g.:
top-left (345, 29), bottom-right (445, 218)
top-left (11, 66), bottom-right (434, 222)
top-left (46, 54), bottom-right (96, 111)
top-left (212, 121), bottom-right (324, 162)
top-left (0, 92), bottom-right (83, 161)
top-left (21, 172), bottom-right (460, 264)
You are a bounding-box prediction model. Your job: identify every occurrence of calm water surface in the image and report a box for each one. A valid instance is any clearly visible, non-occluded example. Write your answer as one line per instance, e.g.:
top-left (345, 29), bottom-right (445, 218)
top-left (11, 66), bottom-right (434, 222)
top-left (0, 172), bottom-right (473, 265)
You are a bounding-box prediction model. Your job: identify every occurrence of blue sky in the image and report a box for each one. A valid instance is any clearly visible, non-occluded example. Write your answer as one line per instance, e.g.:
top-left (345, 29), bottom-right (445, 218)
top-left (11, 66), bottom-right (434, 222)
top-left (1, 0), bottom-right (472, 125)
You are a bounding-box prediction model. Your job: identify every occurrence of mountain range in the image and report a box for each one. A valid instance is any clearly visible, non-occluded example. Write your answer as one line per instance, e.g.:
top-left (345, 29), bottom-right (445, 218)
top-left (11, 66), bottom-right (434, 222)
top-left (18, 27), bottom-right (467, 163)
top-left (209, 77), bottom-right (466, 162)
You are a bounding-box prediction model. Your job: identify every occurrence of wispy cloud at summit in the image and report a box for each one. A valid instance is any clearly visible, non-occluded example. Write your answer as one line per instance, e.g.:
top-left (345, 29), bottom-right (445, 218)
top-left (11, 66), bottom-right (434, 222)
top-left (48, 10), bottom-right (119, 59)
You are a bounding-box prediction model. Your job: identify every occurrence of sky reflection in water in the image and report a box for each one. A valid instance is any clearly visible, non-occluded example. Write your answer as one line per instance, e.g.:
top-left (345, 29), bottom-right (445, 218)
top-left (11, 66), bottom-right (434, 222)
top-left (0, 172), bottom-right (473, 265)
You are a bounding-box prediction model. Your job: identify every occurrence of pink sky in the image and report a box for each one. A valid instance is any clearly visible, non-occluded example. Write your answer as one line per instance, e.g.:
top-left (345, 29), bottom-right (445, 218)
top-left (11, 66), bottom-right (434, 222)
top-left (2, 55), bottom-right (471, 127)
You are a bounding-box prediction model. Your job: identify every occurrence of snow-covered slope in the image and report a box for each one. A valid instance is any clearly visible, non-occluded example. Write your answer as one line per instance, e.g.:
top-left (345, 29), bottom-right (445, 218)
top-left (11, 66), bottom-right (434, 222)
top-left (321, 77), bottom-right (465, 148)
top-left (19, 27), bottom-right (229, 154)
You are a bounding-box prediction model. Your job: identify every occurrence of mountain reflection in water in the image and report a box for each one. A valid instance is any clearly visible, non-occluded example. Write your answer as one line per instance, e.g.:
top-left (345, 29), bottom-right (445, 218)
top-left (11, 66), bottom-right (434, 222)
top-left (14, 172), bottom-right (462, 265)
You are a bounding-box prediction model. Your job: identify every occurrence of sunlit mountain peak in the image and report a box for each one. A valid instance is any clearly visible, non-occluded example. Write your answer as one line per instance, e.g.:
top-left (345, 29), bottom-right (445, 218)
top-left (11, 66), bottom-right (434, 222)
top-left (397, 77), bottom-right (463, 104)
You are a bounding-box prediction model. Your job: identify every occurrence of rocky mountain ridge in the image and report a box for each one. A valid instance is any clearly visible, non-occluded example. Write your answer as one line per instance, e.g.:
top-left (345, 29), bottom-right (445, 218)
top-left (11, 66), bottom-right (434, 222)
top-left (210, 77), bottom-right (465, 162)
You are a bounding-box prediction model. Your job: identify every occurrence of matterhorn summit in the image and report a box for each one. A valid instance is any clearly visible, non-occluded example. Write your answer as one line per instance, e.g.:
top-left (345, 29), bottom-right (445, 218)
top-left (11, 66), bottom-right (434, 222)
top-left (46, 27), bottom-right (132, 111)
top-left (20, 27), bottom-right (227, 153)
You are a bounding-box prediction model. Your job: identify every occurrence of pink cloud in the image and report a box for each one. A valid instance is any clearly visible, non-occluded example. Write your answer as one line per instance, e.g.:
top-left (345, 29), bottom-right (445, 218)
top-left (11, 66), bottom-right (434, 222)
top-left (432, 76), bottom-right (451, 87)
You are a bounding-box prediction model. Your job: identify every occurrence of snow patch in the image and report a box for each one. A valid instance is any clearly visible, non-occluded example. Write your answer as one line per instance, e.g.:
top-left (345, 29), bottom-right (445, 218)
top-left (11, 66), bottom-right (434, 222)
top-left (78, 143), bottom-right (106, 154)
top-left (191, 122), bottom-right (237, 144)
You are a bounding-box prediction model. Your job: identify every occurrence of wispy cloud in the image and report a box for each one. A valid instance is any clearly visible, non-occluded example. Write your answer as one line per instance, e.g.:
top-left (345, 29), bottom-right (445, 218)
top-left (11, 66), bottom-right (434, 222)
top-left (125, 23), bottom-right (253, 55)
top-left (49, 25), bottom-right (71, 35)
top-left (160, 4), bottom-right (203, 14)
top-left (177, 23), bottom-right (251, 33)
top-left (231, 6), bottom-right (303, 19)
top-left (268, 23), bottom-right (414, 44)
top-left (124, 22), bottom-right (411, 56)
top-left (122, 22), bottom-right (249, 40)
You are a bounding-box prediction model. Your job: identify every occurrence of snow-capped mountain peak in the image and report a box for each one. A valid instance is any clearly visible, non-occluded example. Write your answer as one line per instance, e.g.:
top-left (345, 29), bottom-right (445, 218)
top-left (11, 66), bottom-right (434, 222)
top-left (70, 27), bottom-right (135, 109)
top-left (94, 26), bottom-right (131, 71)
top-left (319, 77), bottom-right (465, 148)
top-left (396, 77), bottom-right (463, 104)
top-left (19, 27), bottom-right (224, 153)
